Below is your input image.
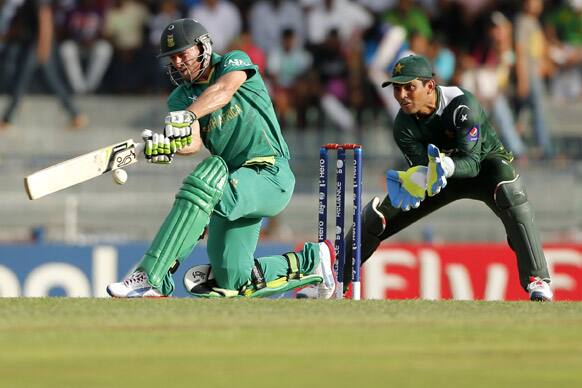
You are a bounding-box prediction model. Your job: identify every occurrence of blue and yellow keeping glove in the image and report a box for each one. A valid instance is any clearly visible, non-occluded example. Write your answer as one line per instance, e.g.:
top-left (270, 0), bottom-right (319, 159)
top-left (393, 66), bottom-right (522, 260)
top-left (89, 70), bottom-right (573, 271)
top-left (427, 144), bottom-right (454, 197)
top-left (142, 129), bottom-right (176, 164)
top-left (386, 166), bottom-right (428, 211)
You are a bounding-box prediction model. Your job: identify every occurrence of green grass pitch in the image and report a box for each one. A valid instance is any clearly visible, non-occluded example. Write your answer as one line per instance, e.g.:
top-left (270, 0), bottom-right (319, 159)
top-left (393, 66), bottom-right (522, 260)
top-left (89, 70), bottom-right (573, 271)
top-left (1, 299), bottom-right (582, 388)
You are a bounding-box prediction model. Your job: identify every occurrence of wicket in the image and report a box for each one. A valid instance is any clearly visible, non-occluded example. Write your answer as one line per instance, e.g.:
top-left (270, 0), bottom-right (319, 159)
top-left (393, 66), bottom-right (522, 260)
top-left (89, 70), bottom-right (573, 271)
top-left (318, 143), bottom-right (362, 300)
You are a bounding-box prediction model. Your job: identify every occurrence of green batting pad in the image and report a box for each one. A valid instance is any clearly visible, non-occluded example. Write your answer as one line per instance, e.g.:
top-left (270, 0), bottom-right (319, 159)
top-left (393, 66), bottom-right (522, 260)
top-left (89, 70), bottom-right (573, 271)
top-left (140, 156), bottom-right (228, 289)
top-left (188, 275), bottom-right (323, 299)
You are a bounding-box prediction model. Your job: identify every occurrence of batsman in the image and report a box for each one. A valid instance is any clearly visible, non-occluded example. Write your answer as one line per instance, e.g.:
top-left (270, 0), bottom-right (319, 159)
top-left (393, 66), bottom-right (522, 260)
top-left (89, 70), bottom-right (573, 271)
top-left (342, 55), bottom-right (553, 301)
top-left (107, 19), bottom-right (336, 299)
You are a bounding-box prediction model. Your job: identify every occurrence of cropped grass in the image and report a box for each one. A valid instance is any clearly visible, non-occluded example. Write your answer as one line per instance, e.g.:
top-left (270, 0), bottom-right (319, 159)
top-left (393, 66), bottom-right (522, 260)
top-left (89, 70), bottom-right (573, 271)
top-left (1, 299), bottom-right (582, 388)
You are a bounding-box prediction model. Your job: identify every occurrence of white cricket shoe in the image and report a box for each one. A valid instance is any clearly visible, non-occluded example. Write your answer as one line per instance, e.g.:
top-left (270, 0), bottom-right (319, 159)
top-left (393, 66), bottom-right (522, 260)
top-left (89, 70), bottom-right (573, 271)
top-left (316, 240), bottom-right (337, 299)
top-left (527, 276), bottom-right (553, 302)
top-left (107, 271), bottom-right (165, 298)
top-left (295, 286), bottom-right (319, 299)
top-left (295, 240), bottom-right (337, 299)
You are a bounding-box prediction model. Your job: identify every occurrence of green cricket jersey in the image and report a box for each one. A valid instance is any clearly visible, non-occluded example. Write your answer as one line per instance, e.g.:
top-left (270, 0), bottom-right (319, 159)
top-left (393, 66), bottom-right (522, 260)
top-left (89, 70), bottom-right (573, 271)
top-left (167, 50), bottom-right (290, 170)
top-left (393, 86), bottom-right (512, 178)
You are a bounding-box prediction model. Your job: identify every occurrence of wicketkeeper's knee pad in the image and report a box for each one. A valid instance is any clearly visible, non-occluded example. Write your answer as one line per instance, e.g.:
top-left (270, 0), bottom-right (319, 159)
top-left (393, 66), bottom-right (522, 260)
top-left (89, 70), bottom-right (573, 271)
top-left (140, 156), bottom-right (228, 289)
top-left (494, 175), bottom-right (549, 288)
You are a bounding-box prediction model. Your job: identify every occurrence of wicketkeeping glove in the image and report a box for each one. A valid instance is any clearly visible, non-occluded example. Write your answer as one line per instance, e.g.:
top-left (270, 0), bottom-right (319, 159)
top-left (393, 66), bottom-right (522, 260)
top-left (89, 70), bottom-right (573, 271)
top-left (386, 166), bottom-right (428, 211)
top-left (164, 110), bottom-right (196, 151)
top-left (426, 144), bottom-right (448, 197)
top-left (142, 129), bottom-right (175, 164)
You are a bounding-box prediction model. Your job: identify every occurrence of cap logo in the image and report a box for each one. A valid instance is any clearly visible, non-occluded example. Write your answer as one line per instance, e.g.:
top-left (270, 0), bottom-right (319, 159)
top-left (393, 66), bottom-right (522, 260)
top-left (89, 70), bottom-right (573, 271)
top-left (168, 25), bottom-right (175, 30)
top-left (394, 63), bottom-right (404, 75)
top-left (167, 33), bottom-right (175, 48)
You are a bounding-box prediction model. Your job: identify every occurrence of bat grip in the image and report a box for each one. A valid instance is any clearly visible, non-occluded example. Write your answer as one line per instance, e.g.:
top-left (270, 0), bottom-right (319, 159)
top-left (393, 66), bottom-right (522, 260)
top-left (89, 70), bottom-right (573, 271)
top-left (135, 142), bottom-right (145, 156)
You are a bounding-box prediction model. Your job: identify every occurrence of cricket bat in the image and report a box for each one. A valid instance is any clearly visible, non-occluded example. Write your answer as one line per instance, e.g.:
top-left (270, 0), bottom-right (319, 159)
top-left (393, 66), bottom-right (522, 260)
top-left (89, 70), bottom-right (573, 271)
top-left (24, 139), bottom-right (143, 200)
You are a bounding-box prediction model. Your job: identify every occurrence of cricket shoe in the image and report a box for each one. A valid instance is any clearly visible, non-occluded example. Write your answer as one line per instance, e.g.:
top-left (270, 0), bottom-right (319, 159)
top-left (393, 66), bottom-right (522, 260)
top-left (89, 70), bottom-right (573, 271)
top-left (107, 271), bottom-right (165, 298)
top-left (295, 240), bottom-right (337, 299)
top-left (295, 286), bottom-right (318, 299)
top-left (527, 276), bottom-right (553, 302)
top-left (316, 240), bottom-right (337, 299)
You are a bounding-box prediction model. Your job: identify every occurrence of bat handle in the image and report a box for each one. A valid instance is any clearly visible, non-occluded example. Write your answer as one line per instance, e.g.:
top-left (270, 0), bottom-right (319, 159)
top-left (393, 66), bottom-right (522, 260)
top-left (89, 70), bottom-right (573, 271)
top-left (135, 142), bottom-right (145, 156)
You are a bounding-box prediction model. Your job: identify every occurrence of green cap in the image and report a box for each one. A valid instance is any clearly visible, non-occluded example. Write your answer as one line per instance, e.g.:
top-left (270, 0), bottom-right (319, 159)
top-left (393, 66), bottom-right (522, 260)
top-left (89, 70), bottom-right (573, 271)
top-left (381, 55), bottom-right (434, 87)
top-left (159, 18), bottom-right (210, 58)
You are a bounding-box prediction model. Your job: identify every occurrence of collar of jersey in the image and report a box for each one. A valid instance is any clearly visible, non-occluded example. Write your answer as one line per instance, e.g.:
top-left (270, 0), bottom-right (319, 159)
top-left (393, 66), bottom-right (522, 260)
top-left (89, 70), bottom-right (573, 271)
top-left (190, 53), bottom-right (222, 86)
top-left (192, 67), bottom-right (215, 85)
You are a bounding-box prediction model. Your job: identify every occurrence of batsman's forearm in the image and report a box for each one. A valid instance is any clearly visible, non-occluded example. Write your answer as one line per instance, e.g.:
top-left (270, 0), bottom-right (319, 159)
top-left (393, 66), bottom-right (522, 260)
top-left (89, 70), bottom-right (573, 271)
top-left (187, 83), bottom-right (236, 119)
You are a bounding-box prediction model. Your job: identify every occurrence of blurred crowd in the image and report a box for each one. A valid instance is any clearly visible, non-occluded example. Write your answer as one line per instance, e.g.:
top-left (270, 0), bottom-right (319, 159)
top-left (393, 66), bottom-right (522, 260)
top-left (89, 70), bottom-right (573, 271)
top-left (1, 0), bottom-right (581, 159)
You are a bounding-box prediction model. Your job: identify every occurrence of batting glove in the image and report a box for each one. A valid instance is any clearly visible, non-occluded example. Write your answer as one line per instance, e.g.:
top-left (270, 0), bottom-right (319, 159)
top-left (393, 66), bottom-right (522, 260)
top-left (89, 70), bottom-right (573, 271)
top-left (142, 129), bottom-right (175, 164)
top-left (426, 144), bottom-right (454, 197)
top-left (164, 110), bottom-right (196, 151)
top-left (386, 166), bottom-right (427, 211)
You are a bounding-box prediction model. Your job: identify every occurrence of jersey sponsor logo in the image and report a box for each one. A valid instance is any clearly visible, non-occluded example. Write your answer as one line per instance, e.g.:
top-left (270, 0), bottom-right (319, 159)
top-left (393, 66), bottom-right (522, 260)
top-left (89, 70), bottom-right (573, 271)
top-left (225, 58), bottom-right (251, 68)
top-left (466, 126), bottom-right (479, 142)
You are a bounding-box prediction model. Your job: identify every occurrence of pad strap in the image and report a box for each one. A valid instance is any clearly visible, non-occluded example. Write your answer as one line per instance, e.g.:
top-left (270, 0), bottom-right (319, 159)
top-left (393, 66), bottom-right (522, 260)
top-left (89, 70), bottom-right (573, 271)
top-left (250, 259), bottom-right (267, 290)
top-left (283, 252), bottom-right (301, 280)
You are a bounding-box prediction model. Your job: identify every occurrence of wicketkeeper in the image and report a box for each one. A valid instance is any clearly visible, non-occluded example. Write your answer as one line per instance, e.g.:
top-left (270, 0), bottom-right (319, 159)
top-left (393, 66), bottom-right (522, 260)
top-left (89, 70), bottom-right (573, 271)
top-left (107, 19), bottom-right (336, 299)
top-left (342, 55), bottom-right (553, 301)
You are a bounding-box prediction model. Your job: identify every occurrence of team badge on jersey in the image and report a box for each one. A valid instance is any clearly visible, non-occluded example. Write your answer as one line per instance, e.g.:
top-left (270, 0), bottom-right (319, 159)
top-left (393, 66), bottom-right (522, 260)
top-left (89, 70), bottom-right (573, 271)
top-left (453, 104), bottom-right (472, 129)
top-left (466, 126), bottom-right (479, 142)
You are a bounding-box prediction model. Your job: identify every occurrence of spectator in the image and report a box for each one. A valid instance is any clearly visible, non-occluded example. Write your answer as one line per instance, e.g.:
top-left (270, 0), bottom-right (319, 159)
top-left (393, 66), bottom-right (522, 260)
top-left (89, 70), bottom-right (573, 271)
top-left (228, 28), bottom-right (266, 75)
top-left (0, 0), bottom-right (26, 90)
top-left (187, 0), bottom-right (241, 53)
top-left (427, 33), bottom-right (455, 85)
top-left (103, 0), bottom-right (150, 93)
top-left (306, 0), bottom-right (373, 46)
top-left (313, 28), bottom-right (356, 132)
top-left (382, 0), bottom-right (432, 40)
top-left (356, 0), bottom-right (397, 14)
top-left (514, 0), bottom-right (553, 158)
top-left (367, 23), bottom-right (428, 122)
top-left (147, 0), bottom-right (182, 92)
top-left (0, 0), bottom-right (87, 129)
top-left (431, 0), bottom-right (495, 54)
top-left (544, 0), bottom-right (582, 101)
top-left (59, 0), bottom-right (113, 94)
top-left (148, 0), bottom-right (182, 48)
top-left (461, 11), bottom-right (526, 159)
top-left (430, 0), bottom-right (466, 52)
top-left (248, 0), bottom-right (305, 54)
top-left (267, 27), bottom-right (313, 128)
